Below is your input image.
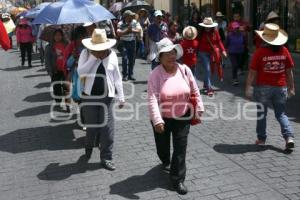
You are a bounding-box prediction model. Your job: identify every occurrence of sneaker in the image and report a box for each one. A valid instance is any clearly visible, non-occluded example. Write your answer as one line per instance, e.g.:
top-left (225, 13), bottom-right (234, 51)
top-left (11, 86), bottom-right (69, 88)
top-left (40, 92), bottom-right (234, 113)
top-left (173, 182), bottom-right (188, 195)
top-left (255, 139), bottom-right (265, 145)
top-left (122, 77), bottom-right (128, 81)
top-left (101, 160), bottom-right (116, 171)
top-left (82, 126), bottom-right (87, 131)
top-left (285, 137), bottom-right (295, 149)
top-left (128, 76), bottom-right (136, 81)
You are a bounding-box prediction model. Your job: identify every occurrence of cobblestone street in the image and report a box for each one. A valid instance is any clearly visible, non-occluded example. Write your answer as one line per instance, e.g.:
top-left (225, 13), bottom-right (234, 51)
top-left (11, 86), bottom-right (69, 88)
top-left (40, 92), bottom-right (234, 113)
top-left (0, 46), bottom-right (299, 200)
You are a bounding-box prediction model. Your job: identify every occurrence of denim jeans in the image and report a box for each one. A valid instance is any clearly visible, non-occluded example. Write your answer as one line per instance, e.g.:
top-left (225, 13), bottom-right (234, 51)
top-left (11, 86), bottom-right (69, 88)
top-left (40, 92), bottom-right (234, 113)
top-left (254, 86), bottom-right (294, 141)
top-left (199, 52), bottom-right (211, 89)
top-left (121, 40), bottom-right (136, 78)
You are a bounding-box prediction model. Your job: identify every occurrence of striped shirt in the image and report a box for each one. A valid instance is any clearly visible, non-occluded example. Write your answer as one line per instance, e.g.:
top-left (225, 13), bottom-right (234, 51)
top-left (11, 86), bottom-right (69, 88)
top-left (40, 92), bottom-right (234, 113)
top-left (117, 19), bottom-right (141, 41)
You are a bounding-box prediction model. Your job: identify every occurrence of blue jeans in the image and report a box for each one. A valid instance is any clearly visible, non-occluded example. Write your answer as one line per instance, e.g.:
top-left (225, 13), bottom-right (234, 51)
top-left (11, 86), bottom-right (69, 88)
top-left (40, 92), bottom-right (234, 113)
top-left (254, 86), bottom-right (293, 141)
top-left (199, 52), bottom-right (211, 89)
top-left (121, 40), bottom-right (136, 78)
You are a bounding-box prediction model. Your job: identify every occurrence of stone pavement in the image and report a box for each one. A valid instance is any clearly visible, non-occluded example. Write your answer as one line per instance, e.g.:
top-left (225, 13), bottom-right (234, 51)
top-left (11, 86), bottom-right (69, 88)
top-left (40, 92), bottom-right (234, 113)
top-left (0, 46), bottom-right (299, 200)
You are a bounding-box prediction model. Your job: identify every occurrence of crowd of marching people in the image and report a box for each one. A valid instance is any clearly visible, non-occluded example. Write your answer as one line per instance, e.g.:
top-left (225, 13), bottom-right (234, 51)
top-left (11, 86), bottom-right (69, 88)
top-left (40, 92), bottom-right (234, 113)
top-left (0, 1), bottom-right (296, 195)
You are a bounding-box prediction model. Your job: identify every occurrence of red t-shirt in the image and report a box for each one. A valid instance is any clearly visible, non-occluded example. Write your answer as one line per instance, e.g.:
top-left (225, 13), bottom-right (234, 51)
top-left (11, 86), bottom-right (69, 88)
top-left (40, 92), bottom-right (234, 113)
top-left (54, 43), bottom-right (66, 73)
top-left (250, 47), bottom-right (294, 86)
top-left (180, 39), bottom-right (199, 67)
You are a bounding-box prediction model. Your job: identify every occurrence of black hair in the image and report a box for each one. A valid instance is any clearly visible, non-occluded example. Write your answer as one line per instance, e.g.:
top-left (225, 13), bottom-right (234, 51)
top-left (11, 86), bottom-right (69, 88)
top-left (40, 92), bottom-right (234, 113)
top-left (51, 29), bottom-right (67, 44)
top-left (71, 26), bottom-right (87, 41)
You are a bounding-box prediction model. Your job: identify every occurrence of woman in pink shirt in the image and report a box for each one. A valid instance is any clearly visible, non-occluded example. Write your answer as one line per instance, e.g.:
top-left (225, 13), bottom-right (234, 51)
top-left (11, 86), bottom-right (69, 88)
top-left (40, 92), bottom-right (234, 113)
top-left (16, 18), bottom-right (34, 67)
top-left (147, 38), bottom-right (204, 195)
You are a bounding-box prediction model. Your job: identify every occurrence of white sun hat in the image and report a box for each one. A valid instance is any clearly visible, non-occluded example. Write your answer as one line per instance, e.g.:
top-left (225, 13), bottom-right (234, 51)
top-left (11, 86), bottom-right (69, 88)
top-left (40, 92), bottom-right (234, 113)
top-left (183, 26), bottom-right (198, 40)
top-left (199, 17), bottom-right (218, 28)
top-left (82, 29), bottom-right (116, 51)
top-left (155, 38), bottom-right (183, 62)
top-left (255, 23), bottom-right (288, 46)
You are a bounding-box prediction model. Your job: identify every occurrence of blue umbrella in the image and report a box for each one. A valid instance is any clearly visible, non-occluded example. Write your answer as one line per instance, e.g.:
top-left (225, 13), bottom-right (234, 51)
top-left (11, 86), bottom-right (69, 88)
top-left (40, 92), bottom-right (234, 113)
top-left (25, 2), bottom-right (51, 18)
top-left (32, 0), bottom-right (115, 25)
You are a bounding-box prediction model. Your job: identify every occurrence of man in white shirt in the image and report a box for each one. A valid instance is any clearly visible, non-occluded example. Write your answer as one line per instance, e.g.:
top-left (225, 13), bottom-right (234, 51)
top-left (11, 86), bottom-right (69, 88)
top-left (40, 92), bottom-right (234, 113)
top-left (117, 10), bottom-right (141, 81)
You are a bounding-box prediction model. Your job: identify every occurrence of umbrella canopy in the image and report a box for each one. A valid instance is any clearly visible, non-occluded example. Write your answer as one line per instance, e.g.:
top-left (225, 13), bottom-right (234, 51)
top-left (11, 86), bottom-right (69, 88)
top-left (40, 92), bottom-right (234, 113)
top-left (121, 0), bottom-right (152, 13)
top-left (32, 0), bottom-right (115, 25)
top-left (25, 2), bottom-right (51, 19)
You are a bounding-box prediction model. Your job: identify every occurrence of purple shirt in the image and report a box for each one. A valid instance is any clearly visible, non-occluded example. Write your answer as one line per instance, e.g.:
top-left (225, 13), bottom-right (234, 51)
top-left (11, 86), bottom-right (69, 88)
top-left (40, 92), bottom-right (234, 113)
top-left (226, 32), bottom-right (245, 54)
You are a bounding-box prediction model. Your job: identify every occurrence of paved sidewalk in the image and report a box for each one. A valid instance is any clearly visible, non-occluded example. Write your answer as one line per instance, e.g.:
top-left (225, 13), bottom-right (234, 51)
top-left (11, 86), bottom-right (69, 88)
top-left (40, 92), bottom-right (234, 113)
top-left (0, 47), bottom-right (299, 200)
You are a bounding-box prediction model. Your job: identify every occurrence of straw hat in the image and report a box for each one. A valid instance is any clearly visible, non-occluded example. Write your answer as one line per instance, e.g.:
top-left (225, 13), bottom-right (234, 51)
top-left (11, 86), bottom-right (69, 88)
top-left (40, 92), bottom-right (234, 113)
top-left (154, 10), bottom-right (163, 17)
top-left (216, 12), bottom-right (224, 17)
top-left (82, 29), bottom-right (116, 51)
top-left (182, 26), bottom-right (198, 40)
top-left (199, 17), bottom-right (218, 28)
top-left (83, 22), bottom-right (96, 27)
top-left (1, 13), bottom-right (11, 19)
top-left (123, 10), bottom-right (136, 18)
top-left (255, 23), bottom-right (288, 46)
top-left (155, 38), bottom-right (183, 62)
top-left (266, 11), bottom-right (279, 22)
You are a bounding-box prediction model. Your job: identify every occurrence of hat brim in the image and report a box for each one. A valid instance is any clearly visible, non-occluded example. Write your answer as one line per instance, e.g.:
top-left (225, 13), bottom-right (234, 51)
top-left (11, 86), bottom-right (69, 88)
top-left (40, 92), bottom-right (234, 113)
top-left (255, 29), bottom-right (288, 46)
top-left (82, 38), bottom-right (117, 51)
top-left (155, 44), bottom-right (183, 62)
top-left (199, 22), bottom-right (218, 28)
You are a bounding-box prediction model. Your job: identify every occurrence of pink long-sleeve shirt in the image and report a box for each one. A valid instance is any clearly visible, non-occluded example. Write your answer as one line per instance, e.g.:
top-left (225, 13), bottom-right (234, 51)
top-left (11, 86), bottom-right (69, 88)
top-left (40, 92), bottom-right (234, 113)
top-left (16, 26), bottom-right (34, 43)
top-left (147, 63), bottom-right (204, 126)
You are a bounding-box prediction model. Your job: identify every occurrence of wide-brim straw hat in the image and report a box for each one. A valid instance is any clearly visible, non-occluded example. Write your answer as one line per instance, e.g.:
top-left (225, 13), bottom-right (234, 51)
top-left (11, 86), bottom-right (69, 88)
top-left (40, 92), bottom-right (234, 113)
top-left (155, 38), bottom-right (183, 62)
top-left (199, 17), bottom-right (218, 28)
top-left (216, 12), bottom-right (224, 17)
top-left (82, 29), bottom-right (116, 51)
top-left (266, 11), bottom-right (279, 22)
top-left (183, 26), bottom-right (198, 40)
top-left (255, 23), bottom-right (288, 46)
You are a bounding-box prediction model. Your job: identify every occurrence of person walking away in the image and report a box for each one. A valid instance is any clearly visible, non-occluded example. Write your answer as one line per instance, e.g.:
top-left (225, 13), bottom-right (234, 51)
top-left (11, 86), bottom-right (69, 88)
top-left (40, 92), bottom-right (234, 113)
top-left (147, 10), bottom-right (168, 69)
top-left (45, 29), bottom-right (68, 107)
top-left (198, 17), bottom-right (227, 96)
top-left (148, 38), bottom-right (204, 195)
top-left (78, 29), bottom-right (125, 170)
top-left (117, 10), bottom-right (141, 81)
top-left (225, 22), bottom-right (246, 86)
top-left (180, 26), bottom-right (199, 76)
top-left (245, 23), bottom-right (295, 150)
top-left (16, 18), bottom-right (35, 67)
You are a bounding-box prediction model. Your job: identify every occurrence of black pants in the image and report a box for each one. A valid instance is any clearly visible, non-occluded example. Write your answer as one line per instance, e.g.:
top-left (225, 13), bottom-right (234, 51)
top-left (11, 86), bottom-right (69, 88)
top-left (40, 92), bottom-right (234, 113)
top-left (229, 53), bottom-right (243, 79)
top-left (152, 113), bottom-right (190, 184)
top-left (82, 96), bottom-right (114, 161)
top-left (51, 71), bottom-right (66, 103)
top-left (20, 42), bottom-right (33, 66)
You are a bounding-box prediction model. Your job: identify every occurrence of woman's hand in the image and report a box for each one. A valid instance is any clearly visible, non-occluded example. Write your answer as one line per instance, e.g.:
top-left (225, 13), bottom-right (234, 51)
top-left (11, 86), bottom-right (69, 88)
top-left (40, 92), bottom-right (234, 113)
top-left (222, 51), bottom-right (228, 58)
top-left (154, 123), bottom-right (165, 134)
top-left (119, 101), bottom-right (125, 109)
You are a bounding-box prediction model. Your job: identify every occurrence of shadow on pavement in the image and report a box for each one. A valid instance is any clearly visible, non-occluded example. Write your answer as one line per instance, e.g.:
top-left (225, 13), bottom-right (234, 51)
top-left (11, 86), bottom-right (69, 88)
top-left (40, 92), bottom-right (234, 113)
top-left (15, 105), bottom-right (51, 117)
top-left (24, 74), bottom-right (49, 78)
top-left (23, 92), bottom-right (52, 103)
top-left (109, 165), bottom-right (171, 199)
top-left (37, 155), bottom-right (100, 181)
top-left (0, 66), bottom-right (29, 71)
top-left (0, 122), bottom-right (84, 154)
top-left (213, 144), bottom-right (292, 155)
top-left (34, 82), bottom-right (51, 89)
top-left (133, 81), bottom-right (147, 85)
